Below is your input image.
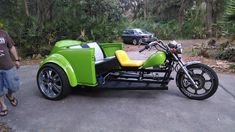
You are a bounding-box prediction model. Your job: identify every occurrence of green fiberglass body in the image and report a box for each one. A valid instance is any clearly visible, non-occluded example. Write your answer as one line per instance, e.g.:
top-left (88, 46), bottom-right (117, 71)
top-left (40, 40), bottom-right (123, 87)
top-left (37, 39), bottom-right (219, 101)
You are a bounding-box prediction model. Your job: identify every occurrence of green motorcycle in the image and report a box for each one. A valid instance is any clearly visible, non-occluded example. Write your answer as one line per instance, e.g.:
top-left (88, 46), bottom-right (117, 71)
top-left (37, 39), bottom-right (219, 100)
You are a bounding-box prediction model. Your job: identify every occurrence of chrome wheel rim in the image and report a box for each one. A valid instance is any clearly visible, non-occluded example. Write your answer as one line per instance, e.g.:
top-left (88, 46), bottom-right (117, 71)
top-left (38, 68), bottom-right (62, 98)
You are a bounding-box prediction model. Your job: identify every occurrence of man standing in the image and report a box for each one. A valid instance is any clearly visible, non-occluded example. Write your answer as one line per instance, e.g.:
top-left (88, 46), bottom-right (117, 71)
top-left (0, 24), bottom-right (20, 116)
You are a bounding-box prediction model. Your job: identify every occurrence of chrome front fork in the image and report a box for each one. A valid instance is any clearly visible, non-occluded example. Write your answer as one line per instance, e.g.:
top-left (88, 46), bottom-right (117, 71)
top-left (173, 54), bottom-right (199, 89)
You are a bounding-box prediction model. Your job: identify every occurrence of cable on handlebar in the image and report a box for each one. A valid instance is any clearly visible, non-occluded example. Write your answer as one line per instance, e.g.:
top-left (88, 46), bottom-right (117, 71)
top-left (139, 40), bottom-right (168, 52)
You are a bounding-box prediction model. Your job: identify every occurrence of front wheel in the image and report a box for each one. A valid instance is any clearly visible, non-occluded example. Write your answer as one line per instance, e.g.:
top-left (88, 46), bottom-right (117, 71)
top-left (176, 63), bottom-right (219, 100)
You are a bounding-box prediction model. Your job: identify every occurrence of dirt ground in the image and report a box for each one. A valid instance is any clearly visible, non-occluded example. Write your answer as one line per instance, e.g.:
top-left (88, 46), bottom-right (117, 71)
top-left (21, 59), bottom-right (42, 66)
top-left (124, 39), bottom-right (206, 51)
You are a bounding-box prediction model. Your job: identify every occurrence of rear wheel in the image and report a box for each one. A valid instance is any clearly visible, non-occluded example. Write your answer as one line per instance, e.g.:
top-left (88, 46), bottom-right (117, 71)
top-left (176, 63), bottom-right (218, 100)
top-left (37, 63), bottom-right (71, 100)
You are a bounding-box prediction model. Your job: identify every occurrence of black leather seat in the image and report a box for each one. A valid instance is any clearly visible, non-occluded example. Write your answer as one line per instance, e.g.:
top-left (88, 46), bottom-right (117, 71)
top-left (95, 56), bottom-right (119, 75)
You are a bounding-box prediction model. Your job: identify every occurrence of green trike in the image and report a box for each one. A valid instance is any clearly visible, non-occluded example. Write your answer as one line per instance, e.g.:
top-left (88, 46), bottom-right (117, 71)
top-left (37, 39), bottom-right (218, 100)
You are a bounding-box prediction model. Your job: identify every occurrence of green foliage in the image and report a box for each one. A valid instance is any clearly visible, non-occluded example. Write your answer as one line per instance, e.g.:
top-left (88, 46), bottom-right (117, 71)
top-left (155, 20), bottom-right (180, 39)
top-left (212, 21), bottom-right (235, 38)
top-left (0, 0), bottom-right (234, 58)
top-left (0, 0), bottom-right (125, 57)
top-left (224, 0), bottom-right (235, 22)
top-left (128, 18), bottom-right (156, 32)
top-left (128, 18), bottom-right (180, 39)
top-left (191, 48), bottom-right (199, 56)
top-left (216, 48), bottom-right (235, 62)
top-left (222, 0), bottom-right (235, 35)
top-left (148, 0), bottom-right (183, 21)
top-left (183, 3), bottom-right (207, 38)
top-left (90, 17), bottom-right (126, 42)
top-left (125, 1), bottom-right (210, 39)
top-left (229, 63), bottom-right (235, 70)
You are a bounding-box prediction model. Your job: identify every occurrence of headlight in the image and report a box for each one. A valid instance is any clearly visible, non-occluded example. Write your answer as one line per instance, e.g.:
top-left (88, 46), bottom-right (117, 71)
top-left (176, 44), bottom-right (183, 54)
top-left (169, 41), bottom-right (183, 54)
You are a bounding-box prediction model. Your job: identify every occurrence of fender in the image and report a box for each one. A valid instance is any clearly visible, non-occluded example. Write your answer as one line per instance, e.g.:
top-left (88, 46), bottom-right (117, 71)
top-left (40, 48), bottom-right (97, 87)
top-left (183, 61), bottom-right (201, 67)
top-left (40, 53), bottom-right (78, 87)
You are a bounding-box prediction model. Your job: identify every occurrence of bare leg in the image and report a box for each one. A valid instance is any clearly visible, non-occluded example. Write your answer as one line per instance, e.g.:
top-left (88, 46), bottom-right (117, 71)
top-left (6, 91), bottom-right (18, 106)
top-left (6, 91), bottom-right (14, 99)
top-left (0, 96), bottom-right (7, 110)
top-left (0, 96), bottom-right (8, 116)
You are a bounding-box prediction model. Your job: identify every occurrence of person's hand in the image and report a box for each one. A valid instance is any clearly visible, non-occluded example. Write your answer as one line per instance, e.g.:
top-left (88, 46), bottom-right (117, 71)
top-left (15, 61), bottom-right (20, 69)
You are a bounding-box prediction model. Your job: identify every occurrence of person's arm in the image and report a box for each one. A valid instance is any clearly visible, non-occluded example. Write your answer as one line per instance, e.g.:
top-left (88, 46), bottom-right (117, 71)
top-left (10, 46), bottom-right (20, 69)
top-left (4, 30), bottom-right (20, 69)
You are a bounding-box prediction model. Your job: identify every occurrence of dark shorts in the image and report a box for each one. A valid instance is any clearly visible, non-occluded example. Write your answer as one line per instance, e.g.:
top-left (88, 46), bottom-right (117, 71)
top-left (0, 67), bottom-right (20, 96)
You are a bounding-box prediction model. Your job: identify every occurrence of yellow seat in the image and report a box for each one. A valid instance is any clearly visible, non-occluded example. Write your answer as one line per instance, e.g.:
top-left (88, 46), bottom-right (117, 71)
top-left (115, 50), bottom-right (145, 67)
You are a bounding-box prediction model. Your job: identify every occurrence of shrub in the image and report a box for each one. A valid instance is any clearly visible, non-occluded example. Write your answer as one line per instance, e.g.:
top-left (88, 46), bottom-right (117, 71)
top-left (216, 48), bottom-right (235, 62)
top-left (127, 18), bottom-right (180, 39)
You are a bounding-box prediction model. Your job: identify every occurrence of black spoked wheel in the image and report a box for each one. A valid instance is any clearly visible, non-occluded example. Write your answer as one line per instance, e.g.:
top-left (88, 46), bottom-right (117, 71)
top-left (37, 63), bottom-right (70, 100)
top-left (176, 63), bottom-right (219, 100)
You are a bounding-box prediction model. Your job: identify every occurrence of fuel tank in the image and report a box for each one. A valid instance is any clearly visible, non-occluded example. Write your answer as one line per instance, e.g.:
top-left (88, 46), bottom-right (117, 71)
top-left (143, 51), bottom-right (166, 68)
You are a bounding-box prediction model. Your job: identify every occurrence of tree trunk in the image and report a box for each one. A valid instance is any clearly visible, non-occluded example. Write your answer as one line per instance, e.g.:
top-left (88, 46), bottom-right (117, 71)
top-left (215, 0), bottom-right (221, 23)
top-left (214, 0), bottom-right (222, 37)
top-left (36, 0), bottom-right (40, 18)
top-left (179, 0), bottom-right (186, 37)
top-left (144, 0), bottom-right (147, 21)
top-left (206, 0), bottom-right (213, 37)
top-left (37, 0), bottom-right (54, 26)
top-left (24, 0), bottom-right (30, 17)
top-left (48, 1), bottom-right (54, 22)
top-left (87, 0), bottom-right (92, 16)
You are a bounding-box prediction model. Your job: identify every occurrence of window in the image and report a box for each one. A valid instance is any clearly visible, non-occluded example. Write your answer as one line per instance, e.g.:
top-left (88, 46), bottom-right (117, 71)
top-left (129, 30), bottom-right (134, 34)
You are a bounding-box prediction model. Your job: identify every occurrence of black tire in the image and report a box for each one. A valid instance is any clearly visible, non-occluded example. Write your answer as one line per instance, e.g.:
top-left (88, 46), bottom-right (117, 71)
top-left (138, 39), bottom-right (143, 45)
top-left (37, 63), bottom-right (71, 100)
top-left (176, 63), bottom-right (219, 100)
top-left (122, 39), bottom-right (128, 44)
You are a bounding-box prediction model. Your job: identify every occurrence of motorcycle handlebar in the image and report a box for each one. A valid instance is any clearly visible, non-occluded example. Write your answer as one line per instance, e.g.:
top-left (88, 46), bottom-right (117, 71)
top-left (139, 45), bottom-right (149, 53)
top-left (139, 40), bottom-right (166, 53)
